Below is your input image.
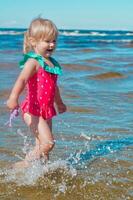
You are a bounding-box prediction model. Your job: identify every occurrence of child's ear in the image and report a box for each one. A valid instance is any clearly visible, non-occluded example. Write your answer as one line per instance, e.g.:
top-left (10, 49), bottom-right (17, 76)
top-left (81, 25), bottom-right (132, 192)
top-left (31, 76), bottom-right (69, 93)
top-left (29, 37), bottom-right (36, 47)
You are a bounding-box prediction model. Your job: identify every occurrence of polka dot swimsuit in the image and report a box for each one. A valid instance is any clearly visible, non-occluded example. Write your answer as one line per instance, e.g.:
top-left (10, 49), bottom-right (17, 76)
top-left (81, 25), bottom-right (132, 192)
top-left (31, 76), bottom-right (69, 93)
top-left (21, 67), bottom-right (57, 119)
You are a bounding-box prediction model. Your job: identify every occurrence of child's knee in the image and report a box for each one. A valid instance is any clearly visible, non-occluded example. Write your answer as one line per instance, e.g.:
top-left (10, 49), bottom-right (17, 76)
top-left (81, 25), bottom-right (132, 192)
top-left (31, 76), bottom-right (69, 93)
top-left (41, 140), bottom-right (55, 153)
top-left (45, 140), bottom-right (55, 151)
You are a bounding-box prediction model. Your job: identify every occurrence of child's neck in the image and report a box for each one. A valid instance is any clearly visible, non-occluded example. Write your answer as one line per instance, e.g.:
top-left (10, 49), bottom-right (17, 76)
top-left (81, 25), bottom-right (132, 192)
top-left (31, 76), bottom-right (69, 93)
top-left (44, 57), bottom-right (54, 67)
top-left (43, 56), bottom-right (51, 61)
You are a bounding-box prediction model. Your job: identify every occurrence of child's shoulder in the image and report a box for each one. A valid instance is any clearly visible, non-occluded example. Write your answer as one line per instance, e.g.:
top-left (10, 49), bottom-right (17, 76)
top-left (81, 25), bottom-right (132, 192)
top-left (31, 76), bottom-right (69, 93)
top-left (19, 52), bottom-right (39, 69)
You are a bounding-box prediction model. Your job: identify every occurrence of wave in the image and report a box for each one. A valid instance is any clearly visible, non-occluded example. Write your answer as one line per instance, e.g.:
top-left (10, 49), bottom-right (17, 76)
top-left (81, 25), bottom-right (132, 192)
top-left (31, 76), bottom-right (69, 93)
top-left (59, 30), bottom-right (133, 37)
top-left (59, 30), bottom-right (87, 36)
top-left (59, 31), bottom-right (108, 36)
top-left (0, 28), bottom-right (133, 38)
top-left (87, 39), bottom-right (133, 43)
top-left (90, 72), bottom-right (125, 80)
top-left (0, 30), bottom-right (24, 35)
top-left (126, 32), bottom-right (133, 36)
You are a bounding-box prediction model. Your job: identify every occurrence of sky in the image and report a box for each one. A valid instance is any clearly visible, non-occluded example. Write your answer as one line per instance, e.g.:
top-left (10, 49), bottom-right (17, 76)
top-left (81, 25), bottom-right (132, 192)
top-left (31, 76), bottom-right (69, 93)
top-left (0, 0), bottom-right (133, 30)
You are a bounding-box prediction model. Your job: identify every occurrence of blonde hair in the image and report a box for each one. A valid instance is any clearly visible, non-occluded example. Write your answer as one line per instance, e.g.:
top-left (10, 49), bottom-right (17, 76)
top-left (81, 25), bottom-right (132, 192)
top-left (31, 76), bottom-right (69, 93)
top-left (23, 17), bottom-right (58, 53)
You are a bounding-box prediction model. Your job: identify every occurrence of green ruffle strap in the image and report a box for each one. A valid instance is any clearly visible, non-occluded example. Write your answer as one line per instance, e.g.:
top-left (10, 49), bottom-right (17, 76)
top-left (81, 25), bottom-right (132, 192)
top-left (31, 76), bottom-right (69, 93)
top-left (19, 52), bottom-right (62, 75)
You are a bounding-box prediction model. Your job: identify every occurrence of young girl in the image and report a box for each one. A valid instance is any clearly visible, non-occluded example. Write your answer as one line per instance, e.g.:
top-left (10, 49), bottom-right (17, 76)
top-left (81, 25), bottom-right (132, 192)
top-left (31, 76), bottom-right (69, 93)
top-left (7, 17), bottom-right (66, 168)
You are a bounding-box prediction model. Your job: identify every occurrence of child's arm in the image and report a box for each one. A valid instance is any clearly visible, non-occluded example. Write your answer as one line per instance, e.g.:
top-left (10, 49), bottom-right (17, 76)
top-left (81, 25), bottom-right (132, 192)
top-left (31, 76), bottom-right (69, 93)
top-left (7, 59), bottom-right (37, 111)
top-left (54, 85), bottom-right (67, 114)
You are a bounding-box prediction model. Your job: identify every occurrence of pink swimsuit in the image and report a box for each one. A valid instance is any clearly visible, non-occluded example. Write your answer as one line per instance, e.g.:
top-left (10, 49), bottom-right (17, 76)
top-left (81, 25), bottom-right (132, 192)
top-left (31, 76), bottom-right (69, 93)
top-left (19, 52), bottom-right (62, 120)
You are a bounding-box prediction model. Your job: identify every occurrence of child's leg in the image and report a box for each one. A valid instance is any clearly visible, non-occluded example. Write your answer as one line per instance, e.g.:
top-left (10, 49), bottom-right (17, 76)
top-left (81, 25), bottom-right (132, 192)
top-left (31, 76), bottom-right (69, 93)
top-left (36, 117), bottom-right (55, 161)
top-left (13, 113), bottom-right (55, 168)
top-left (24, 113), bottom-right (55, 162)
top-left (23, 113), bottom-right (40, 161)
top-left (12, 114), bottom-right (40, 168)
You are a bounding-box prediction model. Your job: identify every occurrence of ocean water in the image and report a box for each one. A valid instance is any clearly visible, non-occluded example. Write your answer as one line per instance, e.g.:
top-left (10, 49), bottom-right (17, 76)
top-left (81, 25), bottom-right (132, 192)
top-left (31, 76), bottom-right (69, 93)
top-left (0, 28), bottom-right (133, 200)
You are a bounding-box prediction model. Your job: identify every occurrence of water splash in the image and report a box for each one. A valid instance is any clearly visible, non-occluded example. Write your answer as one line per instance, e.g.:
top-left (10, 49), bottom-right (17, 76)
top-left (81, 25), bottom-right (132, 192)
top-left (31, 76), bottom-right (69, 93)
top-left (2, 159), bottom-right (77, 186)
top-left (16, 128), bottom-right (32, 155)
top-left (0, 134), bottom-right (132, 199)
top-left (67, 137), bottom-right (133, 167)
top-left (2, 130), bottom-right (133, 187)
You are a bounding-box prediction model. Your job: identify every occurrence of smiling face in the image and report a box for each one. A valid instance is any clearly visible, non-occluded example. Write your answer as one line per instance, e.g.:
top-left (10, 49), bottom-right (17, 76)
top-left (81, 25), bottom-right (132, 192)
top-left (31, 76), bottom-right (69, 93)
top-left (26, 18), bottom-right (58, 57)
top-left (33, 38), bottom-right (57, 58)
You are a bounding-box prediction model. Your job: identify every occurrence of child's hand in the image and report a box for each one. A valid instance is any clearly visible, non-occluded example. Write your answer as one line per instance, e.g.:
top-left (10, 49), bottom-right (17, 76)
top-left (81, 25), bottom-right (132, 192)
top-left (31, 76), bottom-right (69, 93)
top-left (56, 102), bottom-right (67, 114)
top-left (7, 97), bottom-right (19, 111)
